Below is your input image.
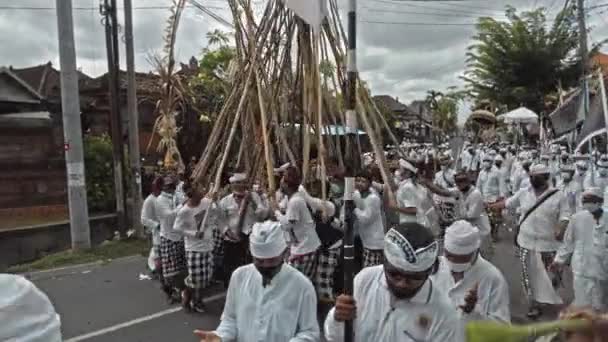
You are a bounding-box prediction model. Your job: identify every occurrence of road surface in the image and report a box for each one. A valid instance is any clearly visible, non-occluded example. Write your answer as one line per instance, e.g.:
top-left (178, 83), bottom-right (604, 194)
top-left (26, 230), bottom-right (573, 341)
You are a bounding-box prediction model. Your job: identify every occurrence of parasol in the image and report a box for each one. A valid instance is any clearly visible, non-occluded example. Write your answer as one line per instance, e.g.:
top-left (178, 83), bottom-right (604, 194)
top-left (469, 109), bottom-right (496, 125)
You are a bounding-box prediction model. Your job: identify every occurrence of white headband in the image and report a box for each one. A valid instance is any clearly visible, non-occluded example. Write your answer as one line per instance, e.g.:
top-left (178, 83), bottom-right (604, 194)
top-left (384, 228), bottom-right (438, 273)
top-left (398, 159), bottom-right (418, 174)
top-left (229, 173), bottom-right (247, 184)
top-left (444, 220), bottom-right (481, 255)
top-left (249, 221), bottom-right (287, 259)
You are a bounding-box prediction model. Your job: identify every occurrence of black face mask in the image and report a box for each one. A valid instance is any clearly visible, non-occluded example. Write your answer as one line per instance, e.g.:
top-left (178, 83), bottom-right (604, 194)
top-left (530, 176), bottom-right (547, 189)
top-left (523, 165), bottom-right (531, 172)
top-left (255, 263), bottom-right (283, 283)
top-left (458, 185), bottom-right (471, 193)
top-left (385, 275), bottom-right (427, 300)
top-left (495, 162), bottom-right (503, 168)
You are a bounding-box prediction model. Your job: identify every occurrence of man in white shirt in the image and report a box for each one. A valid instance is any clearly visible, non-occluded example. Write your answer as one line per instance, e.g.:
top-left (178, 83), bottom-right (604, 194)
top-left (194, 221), bottom-right (320, 342)
top-left (431, 220), bottom-right (510, 324)
top-left (558, 164), bottom-right (581, 213)
top-left (477, 154), bottom-right (503, 242)
top-left (274, 166), bottom-right (321, 283)
top-left (141, 177), bottom-right (162, 277)
top-left (574, 160), bottom-right (588, 191)
top-left (433, 156), bottom-right (458, 230)
top-left (354, 169), bottom-right (385, 268)
top-left (173, 183), bottom-right (218, 313)
top-left (155, 176), bottom-right (187, 302)
top-left (392, 159), bottom-right (431, 228)
top-left (584, 156), bottom-right (608, 193)
top-left (550, 188), bottom-right (608, 311)
top-left (217, 173), bottom-right (268, 288)
top-left (491, 164), bottom-right (571, 319)
top-left (324, 222), bottom-right (464, 341)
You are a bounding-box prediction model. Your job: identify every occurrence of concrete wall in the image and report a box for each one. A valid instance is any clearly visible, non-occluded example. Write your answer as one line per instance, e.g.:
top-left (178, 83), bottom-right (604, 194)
top-left (0, 214), bottom-right (117, 271)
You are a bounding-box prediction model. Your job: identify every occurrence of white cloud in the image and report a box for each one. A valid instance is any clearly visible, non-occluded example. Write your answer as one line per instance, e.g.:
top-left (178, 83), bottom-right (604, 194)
top-left (1, 0), bottom-right (606, 107)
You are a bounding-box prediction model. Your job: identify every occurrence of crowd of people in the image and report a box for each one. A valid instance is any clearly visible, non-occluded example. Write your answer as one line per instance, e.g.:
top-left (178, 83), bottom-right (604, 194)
top-left (138, 140), bottom-right (608, 342)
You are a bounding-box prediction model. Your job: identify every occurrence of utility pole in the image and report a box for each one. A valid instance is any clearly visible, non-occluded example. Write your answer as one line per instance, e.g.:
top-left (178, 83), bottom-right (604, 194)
top-left (102, 0), bottom-right (127, 234)
top-left (343, 0), bottom-right (358, 341)
top-left (124, 0), bottom-right (143, 236)
top-left (577, 0), bottom-right (589, 78)
top-left (56, 0), bottom-right (91, 249)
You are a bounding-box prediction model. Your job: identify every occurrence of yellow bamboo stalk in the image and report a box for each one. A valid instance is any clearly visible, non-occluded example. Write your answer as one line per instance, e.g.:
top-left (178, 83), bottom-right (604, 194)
top-left (314, 34), bottom-right (327, 201)
top-left (255, 68), bottom-right (276, 193)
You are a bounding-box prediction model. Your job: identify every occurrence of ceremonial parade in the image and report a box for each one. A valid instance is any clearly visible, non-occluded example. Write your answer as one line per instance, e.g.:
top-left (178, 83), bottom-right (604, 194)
top-left (3, 0), bottom-right (608, 341)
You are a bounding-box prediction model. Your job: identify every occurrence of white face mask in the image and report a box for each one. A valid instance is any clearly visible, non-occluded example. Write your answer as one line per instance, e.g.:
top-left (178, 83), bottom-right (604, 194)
top-left (599, 169), bottom-right (608, 177)
top-left (583, 202), bottom-right (602, 213)
top-left (445, 259), bottom-right (473, 273)
top-left (482, 161), bottom-right (492, 169)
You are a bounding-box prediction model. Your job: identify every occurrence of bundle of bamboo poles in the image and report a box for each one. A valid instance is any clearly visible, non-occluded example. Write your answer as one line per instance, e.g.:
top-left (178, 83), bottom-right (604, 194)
top-left (192, 0), bottom-right (405, 198)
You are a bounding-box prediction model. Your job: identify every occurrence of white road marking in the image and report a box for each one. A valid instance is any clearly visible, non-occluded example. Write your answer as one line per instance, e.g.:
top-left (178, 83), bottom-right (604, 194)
top-left (64, 292), bottom-right (226, 342)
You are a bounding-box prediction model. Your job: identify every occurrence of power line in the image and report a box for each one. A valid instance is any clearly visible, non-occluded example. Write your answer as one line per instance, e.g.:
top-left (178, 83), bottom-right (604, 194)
top-left (371, 0), bottom-right (508, 14)
top-left (368, 0), bottom-right (508, 18)
top-left (361, 19), bottom-right (478, 26)
top-left (362, 7), bottom-right (506, 19)
top-left (188, 0), bottom-right (233, 27)
top-left (0, 5), bottom-right (226, 11)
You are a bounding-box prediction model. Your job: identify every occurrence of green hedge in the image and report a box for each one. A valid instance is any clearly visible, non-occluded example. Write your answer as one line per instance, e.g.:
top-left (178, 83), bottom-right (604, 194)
top-left (84, 134), bottom-right (115, 213)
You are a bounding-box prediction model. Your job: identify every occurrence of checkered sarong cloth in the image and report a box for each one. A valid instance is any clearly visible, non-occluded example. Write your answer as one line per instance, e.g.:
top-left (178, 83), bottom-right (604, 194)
top-left (289, 251), bottom-right (318, 284)
top-left (160, 237), bottom-right (186, 278)
top-left (212, 227), bottom-right (224, 257)
top-left (363, 248), bottom-right (384, 268)
top-left (185, 250), bottom-right (214, 290)
top-left (315, 247), bottom-right (340, 301)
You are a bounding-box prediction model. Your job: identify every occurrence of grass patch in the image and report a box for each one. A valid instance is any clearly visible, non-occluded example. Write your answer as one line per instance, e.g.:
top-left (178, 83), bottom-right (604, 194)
top-left (8, 238), bottom-right (150, 273)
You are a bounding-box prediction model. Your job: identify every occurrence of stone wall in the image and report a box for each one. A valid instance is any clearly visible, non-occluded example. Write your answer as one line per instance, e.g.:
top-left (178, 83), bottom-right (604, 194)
top-left (0, 213), bottom-right (117, 271)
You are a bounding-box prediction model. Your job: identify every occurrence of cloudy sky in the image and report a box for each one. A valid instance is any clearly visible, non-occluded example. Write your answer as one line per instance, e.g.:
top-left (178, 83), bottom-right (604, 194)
top-left (2, 0), bottom-right (608, 122)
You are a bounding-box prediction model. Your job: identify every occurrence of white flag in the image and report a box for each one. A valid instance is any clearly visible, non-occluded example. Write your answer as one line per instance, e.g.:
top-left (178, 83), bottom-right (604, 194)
top-left (284, 0), bottom-right (328, 32)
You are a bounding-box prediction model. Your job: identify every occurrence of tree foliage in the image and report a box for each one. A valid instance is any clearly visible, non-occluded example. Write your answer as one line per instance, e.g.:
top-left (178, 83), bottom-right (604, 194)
top-left (463, 5), bottom-right (581, 115)
top-left (189, 30), bottom-right (235, 122)
top-left (426, 88), bottom-right (464, 134)
top-left (84, 134), bottom-right (114, 213)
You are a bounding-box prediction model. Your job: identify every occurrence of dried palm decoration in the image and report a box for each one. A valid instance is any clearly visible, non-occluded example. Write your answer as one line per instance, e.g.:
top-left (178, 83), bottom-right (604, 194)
top-left (191, 0), bottom-right (403, 199)
top-left (147, 0), bottom-right (187, 172)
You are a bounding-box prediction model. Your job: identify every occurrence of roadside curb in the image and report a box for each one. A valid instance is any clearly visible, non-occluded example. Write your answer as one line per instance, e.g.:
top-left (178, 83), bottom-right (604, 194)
top-left (20, 255), bottom-right (144, 280)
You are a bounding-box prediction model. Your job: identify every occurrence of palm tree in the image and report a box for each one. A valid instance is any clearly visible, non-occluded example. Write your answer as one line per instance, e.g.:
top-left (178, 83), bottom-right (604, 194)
top-left (206, 29), bottom-right (229, 47)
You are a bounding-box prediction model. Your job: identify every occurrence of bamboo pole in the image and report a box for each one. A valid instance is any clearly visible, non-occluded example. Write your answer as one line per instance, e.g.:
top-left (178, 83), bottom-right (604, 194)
top-left (315, 33), bottom-right (327, 201)
top-left (256, 68), bottom-right (277, 193)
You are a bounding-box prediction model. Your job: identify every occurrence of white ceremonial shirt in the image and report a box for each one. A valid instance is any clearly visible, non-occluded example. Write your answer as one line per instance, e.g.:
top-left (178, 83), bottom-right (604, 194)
top-left (511, 165), bottom-right (530, 191)
top-left (497, 165), bottom-right (510, 195)
top-left (584, 172), bottom-right (608, 192)
top-left (141, 194), bottom-right (160, 245)
top-left (276, 192), bottom-right (321, 256)
top-left (396, 179), bottom-right (430, 227)
top-left (214, 264), bottom-right (320, 342)
top-left (506, 187), bottom-right (571, 252)
top-left (558, 180), bottom-right (582, 213)
top-left (324, 266), bottom-right (464, 342)
top-left (456, 187), bottom-right (491, 237)
top-left (173, 199), bottom-right (216, 253)
top-left (353, 191), bottom-right (384, 250)
top-left (434, 168), bottom-right (457, 204)
top-left (175, 181), bottom-right (186, 206)
top-left (154, 192), bottom-right (182, 242)
top-left (555, 210), bottom-right (608, 281)
top-left (476, 166), bottom-right (502, 202)
top-left (431, 256), bottom-right (510, 324)
top-left (574, 170), bottom-right (586, 191)
top-left (218, 192), bottom-right (268, 238)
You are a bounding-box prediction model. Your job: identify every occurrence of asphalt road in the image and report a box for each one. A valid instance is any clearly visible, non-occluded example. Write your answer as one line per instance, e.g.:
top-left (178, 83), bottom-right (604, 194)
top-left (26, 229), bottom-right (573, 342)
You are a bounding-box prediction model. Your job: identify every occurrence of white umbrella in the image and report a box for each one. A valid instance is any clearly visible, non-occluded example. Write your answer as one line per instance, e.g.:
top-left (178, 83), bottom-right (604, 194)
top-left (498, 107), bottom-right (538, 124)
